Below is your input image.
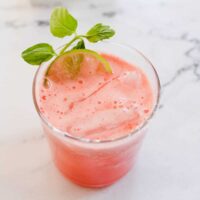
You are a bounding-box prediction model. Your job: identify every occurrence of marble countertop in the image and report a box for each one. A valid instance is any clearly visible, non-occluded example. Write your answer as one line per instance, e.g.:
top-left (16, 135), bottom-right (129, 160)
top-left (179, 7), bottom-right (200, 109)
top-left (0, 0), bottom-right (200, 199)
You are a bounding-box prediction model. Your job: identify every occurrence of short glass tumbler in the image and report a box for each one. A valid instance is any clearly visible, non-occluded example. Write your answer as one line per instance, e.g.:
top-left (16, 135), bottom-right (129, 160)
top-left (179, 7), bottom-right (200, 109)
top-left (33, 42), bottom-right (160, 188)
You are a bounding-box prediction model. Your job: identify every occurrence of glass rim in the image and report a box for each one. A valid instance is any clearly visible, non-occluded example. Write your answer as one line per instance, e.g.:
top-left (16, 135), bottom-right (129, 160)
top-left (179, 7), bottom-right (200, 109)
top-left (32, 42), bottom-right (161, 144)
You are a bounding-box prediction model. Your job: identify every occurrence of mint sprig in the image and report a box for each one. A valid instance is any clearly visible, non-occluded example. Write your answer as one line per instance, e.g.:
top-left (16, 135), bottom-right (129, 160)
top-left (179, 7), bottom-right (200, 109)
top-left (86, 23), bottom-right (115, 43)
top-left (50, 7), bottom-right (78, 38)
top-left (21, 43), bottom-right (56, 65)
top-left (21, 7), bottom-right (115, 70)
top-left (72, 39), bottom-right (85, 50)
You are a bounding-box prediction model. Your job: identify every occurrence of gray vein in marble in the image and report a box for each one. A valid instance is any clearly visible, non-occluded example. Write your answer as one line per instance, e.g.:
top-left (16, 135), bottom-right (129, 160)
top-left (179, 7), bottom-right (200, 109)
top-left (163, 55), bottom-right (200, 88)
top-left (158, 104), bottom-right (164, 110)
top-left (159, 32), bottom-right (200, 88)
top-left (36, 20), bottom-right (49, 26)
top-left (162, 65), bottom-right (194, 88)
top-left (89, 3), bottom-right (97, 9)
top-left (3, 20), bottom-right (50, 29)
top-left (185, 46), bottom-right (200, 61)
top-left (148, 31), bottom-right (200, 45)
top-left (5, 20), bottom-right (27, 29)
top-left (144, 31), bottom-right (200, 90)
top-left (102, 11), bottom-right (117, 18)
top-left (193, 63), bottom-right (200, 80)
top-left (180, 33), bottom-right (200, 44)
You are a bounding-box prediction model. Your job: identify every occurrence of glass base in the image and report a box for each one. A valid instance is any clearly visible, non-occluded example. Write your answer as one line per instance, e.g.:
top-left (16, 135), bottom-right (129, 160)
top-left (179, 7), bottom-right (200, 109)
top-left (54, 160), bottom-right (132, 188)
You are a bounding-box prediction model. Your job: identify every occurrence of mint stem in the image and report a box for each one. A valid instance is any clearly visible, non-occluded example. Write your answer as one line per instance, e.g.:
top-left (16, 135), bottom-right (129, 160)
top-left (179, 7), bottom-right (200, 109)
top-left (59, 35), bottom-right (80, 55)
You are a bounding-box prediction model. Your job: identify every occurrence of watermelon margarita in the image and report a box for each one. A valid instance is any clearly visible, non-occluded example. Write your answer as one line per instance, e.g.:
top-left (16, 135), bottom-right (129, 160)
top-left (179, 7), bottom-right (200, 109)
top-left (33, 42), bottom-right (160, 187)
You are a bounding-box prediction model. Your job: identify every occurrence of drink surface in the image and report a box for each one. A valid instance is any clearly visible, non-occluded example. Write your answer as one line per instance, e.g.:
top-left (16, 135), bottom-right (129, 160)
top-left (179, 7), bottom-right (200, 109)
top-left (38, 54), bottom-right (154, 141)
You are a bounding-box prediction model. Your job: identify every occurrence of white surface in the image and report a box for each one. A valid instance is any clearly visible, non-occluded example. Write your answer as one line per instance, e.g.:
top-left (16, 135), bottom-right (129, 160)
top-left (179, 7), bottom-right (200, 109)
top-left (0, 0), bottom-right (200, 199)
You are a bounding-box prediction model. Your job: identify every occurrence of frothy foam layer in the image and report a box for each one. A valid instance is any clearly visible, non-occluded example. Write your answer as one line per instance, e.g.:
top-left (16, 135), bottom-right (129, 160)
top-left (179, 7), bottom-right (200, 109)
top-left (38, 54), bottom-right (154, 141)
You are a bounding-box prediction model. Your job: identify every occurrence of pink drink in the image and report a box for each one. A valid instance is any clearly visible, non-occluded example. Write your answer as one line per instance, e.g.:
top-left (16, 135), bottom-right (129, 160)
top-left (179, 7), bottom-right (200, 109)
top-left (33, 45), bottom-right (160, 187)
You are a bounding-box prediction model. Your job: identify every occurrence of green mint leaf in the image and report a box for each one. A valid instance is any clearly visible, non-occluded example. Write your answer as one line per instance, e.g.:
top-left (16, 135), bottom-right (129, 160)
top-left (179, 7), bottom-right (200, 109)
top-left (86, 23), bottom-right (115, 43)
top-left (50, 7), bottom-right (78, 38)
top-left (21, 43), bottom-right (55, 65)
top-left (72, 39), bottom-right (85, 50)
